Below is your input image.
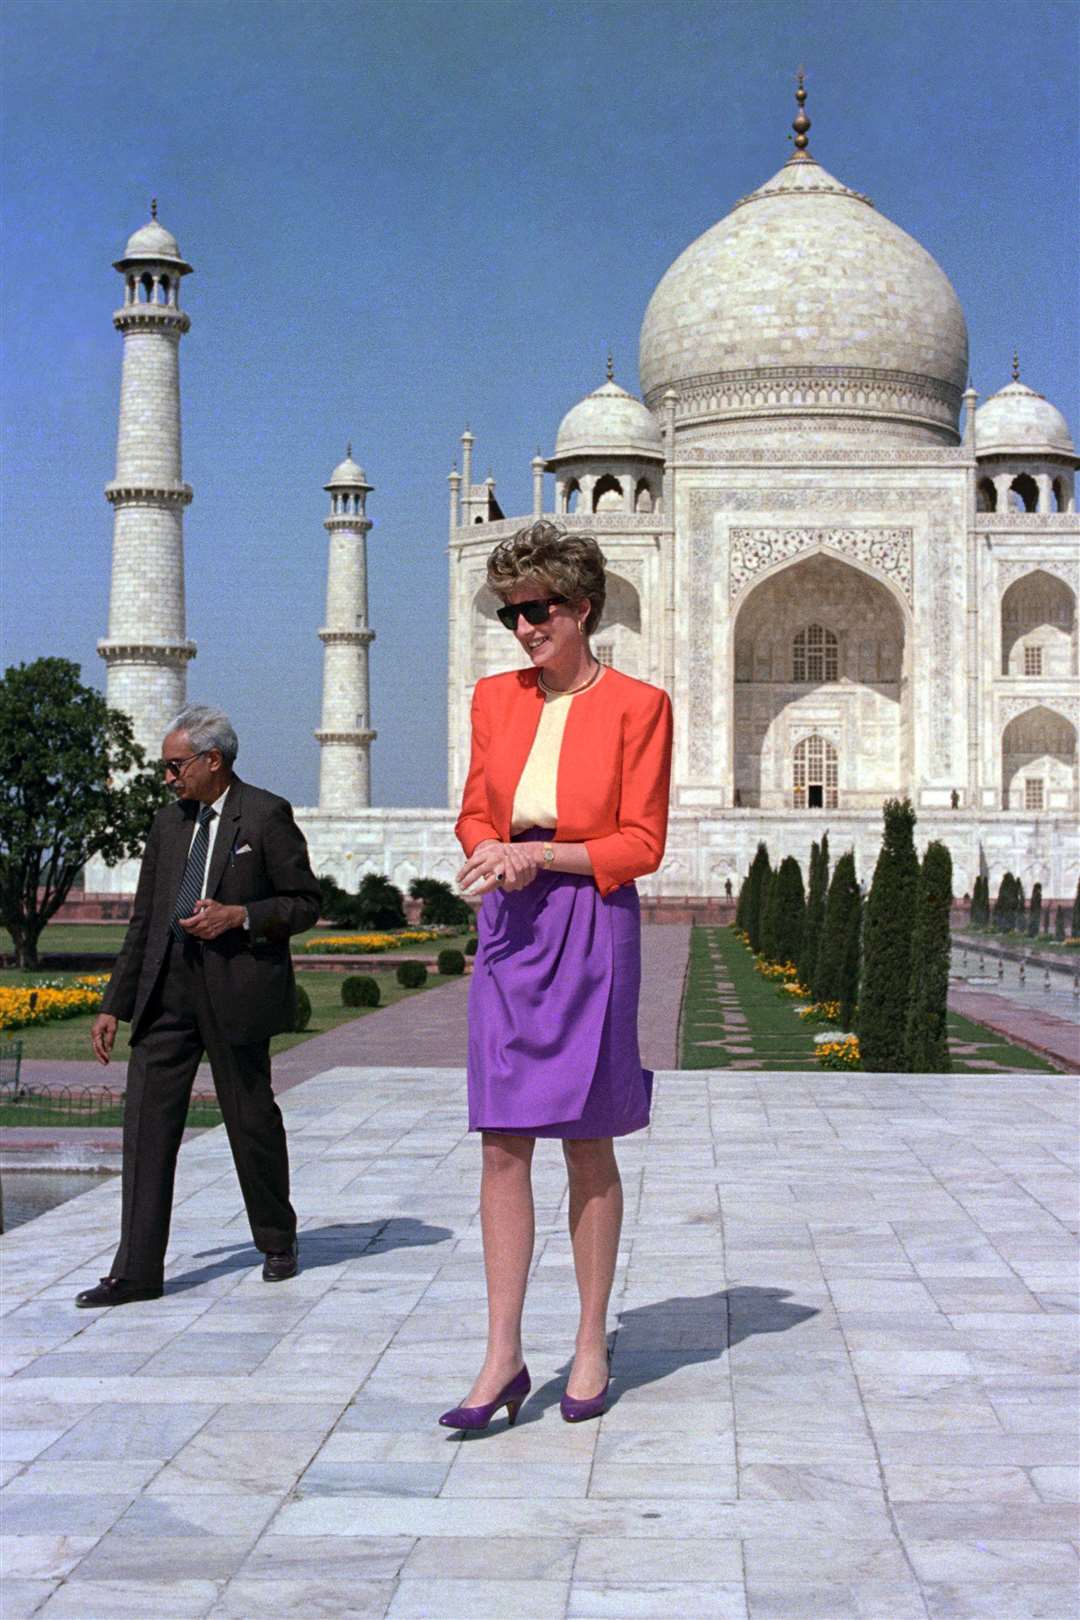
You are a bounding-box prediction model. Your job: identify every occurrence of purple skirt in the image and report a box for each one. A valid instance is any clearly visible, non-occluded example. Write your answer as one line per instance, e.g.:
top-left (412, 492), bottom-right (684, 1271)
top-left (467, 829), bottom-right (653, 1139)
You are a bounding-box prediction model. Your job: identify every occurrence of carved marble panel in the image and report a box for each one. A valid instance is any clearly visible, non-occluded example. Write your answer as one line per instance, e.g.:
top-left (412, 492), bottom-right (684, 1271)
top-left (729, 526), bottom-right (913, 605)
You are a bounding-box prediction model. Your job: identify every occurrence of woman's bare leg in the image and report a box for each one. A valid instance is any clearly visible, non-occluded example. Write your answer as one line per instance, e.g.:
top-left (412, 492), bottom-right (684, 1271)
top-left (563, 1137), bottom-right (623, 1399)
top-left (463, 1131), bottom-right (536, 1406)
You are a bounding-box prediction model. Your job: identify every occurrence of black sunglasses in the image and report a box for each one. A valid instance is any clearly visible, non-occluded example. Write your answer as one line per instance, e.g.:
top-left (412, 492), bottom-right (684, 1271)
top-left (496, 596), bottom-right (568, 631)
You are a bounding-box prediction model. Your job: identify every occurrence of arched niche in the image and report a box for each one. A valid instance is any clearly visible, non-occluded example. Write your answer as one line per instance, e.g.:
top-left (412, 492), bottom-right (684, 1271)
top-left (1001, 705), bottom-right (1078, 811)
top-left (732, 552), bottom-right (909, 810)
top-left (593, 474), bottom-right (623, 512)
top-left (1007, 473), bottom-right (1039, 512)
top-left (976, 477), bottom-right (997, 512)
top-left (592, 570), bottom-right (642, 677)
top-left (1001, 569), bottom-right (1077, 677)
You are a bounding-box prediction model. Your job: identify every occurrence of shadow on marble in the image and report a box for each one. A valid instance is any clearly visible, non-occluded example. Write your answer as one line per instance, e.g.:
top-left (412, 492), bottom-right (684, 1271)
top-left (163, 1219), bottom-right (454, 1295)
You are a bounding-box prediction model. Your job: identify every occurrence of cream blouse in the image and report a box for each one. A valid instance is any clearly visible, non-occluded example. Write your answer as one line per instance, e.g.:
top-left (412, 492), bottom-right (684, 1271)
top-left (509, 685), bottom-right (577, 833)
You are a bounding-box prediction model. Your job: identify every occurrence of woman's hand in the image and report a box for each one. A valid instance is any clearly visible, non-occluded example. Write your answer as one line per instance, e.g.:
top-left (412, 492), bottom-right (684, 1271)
top-left (457, 839), bottom-right (539, 896)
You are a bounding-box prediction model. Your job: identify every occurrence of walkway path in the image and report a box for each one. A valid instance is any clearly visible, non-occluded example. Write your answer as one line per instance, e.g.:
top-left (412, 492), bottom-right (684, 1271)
top-left (950, 947), bottom-right (1079, 1073)
top-left (3, 1058), bottom-right (1076, 1619)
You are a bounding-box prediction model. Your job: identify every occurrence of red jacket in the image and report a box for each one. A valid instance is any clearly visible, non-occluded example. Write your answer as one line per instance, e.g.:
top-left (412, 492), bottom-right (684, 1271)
top-left (455, 666), bottom-right (673, 898)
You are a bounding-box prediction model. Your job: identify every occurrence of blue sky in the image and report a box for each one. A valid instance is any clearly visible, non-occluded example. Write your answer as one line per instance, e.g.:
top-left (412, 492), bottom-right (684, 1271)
top-left (3, 0), bottom-right (1077, 807)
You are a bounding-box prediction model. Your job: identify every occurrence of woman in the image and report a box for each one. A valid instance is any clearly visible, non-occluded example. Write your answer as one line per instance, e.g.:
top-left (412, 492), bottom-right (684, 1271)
top-left (439, 520), bottom-right (672, 1431)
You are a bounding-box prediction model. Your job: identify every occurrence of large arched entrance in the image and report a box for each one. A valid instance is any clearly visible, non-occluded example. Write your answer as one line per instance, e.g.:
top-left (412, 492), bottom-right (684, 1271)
top-left (732, 553), bottom-right (909, 809)
top-left (1001, 705), bottom-right (1078, 811)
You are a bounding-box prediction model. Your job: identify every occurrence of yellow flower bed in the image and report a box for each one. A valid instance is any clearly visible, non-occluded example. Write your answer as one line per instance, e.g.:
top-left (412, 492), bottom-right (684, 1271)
top-left (754, 956), bottom-right (800, 982)
top-left (798, 999), bottom-right (841, 1024)
top-left (816, 1034), bottom-right (861, 1070)
top-left (301, 930), bottom-right (442, 955)
top-left (0, 977), bottom-right (107, 1032)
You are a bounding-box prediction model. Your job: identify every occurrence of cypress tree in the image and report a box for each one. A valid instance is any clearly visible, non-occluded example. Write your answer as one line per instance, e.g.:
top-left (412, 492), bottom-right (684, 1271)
top-left (773, 855), bottom-right (806, 967)
top-left (1015, 879), bottom-right (1026, 933)
top-left (972, 873), bottom-right (988, 928)
top-left (760, 869), bottom-right (779, 962)
top-left (858, 798), bottom-right (919, 1072)
top-left (735, 877), bottom-right (747, 933)
top-left (1055, 904), bottom-right (1067, 942)
top-left (904, 840), bottom-right (953, 1072)
top-left (1028, 882), bottom-right (1043, 939)
top-left (994, 872), bottom-right (1015, 933)
top-left (798, 834), bottom-right (829, 990)
top-left (815, 850), bottom-right (859, 1005)
top-left (1072, 879), bottom-right (1080, 938)
top-left (839, 885), bottom-right (863, 1031)
top-left (743, 843), bottom-right (770, 952)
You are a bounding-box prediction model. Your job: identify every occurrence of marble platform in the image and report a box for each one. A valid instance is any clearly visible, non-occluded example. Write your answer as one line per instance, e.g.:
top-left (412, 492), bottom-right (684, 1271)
top-left (2, 1064), bottom-right (1077, 1619)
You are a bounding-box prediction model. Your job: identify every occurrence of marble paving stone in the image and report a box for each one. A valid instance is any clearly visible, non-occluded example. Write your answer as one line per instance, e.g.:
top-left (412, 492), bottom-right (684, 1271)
top-left (37, 1578), bottom-right (223, 1617)
top-left (0, 1580), bottom-right (60, 1619)
top-left (2, 1062), bottom-right (1077, 1620)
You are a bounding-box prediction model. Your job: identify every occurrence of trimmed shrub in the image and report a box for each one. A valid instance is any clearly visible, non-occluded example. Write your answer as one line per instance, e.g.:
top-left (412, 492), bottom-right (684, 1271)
top-left (355, 874), bottom-right (407, 931)
top-left (993, 871), bottom-right (1017, 933)
top-left (839, 886), bottom-right (863, 1032)
top-left (1072, 878), bottom-right (1080, 938)
top-left (759, 869), bottom-right (778, 963)
top-left (970, 872), bottom-right (989, 929)
top-left (342, 975), bottom-right (380, 1008)
top-left (465, 936), bottom-right (479, 956)
top-left (1015, 878), bottom-right (1026, 932)
top-left (292, 985), bottom-right (312, 1032)
top-left (437, 948), bottom-right (466, 976)
top-left (744, 843), bottom-right (771, 953)
top-left (1028, 882), bottom-right (1043, 939)
top-left (798, 835), bottom-right (829, 992)
top-left (815, 850), bottom-right (859, 1007)
top-left (396, 960), bottom-right (428, 989)
top-left (734, 877), bottom-right (748, 933)
top-left (771, 855), bottom-right (806, 968)
top-left (409, 877), bottom-right (472, 929)
top-left (904, 840), bottom-right (953, 1073)
top-left (858, 798), bottom-right (919, 1072)
top-left (1056, 904), bottom-right (1067, 942)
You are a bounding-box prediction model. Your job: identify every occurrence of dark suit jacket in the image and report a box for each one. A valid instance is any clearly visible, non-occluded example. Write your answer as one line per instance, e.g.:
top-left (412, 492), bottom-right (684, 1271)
top-left (101, 778), bottom-right (321, 1045)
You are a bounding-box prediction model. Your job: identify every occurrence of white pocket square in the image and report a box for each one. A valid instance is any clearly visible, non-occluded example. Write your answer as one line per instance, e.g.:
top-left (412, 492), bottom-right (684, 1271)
top-left (234, 843), bottom-right (253, 856)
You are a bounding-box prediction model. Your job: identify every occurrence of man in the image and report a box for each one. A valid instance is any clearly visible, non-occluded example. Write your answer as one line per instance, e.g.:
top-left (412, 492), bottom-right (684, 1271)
top-left (78, 705), bottom-right (321, 1307)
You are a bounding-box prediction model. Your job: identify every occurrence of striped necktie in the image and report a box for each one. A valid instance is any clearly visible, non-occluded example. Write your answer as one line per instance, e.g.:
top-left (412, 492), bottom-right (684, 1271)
top-left (171, 805), bottom-right (215, 942)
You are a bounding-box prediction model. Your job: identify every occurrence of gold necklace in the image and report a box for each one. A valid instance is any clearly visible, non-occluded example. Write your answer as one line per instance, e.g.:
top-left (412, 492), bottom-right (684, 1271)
top-left (538, 660), bottom-right (603, 698)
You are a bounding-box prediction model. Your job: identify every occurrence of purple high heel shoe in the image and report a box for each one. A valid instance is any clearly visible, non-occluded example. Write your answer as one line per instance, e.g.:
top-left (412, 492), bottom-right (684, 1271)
top-left (438, 1364), bottom-right (531, 1431)
top-left (560, 1350), bottom-right (612, 1423)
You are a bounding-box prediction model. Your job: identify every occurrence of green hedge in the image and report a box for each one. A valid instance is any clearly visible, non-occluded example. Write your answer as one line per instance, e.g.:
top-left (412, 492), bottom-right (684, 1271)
top-left (293, 985), bottom-right (312, 1032)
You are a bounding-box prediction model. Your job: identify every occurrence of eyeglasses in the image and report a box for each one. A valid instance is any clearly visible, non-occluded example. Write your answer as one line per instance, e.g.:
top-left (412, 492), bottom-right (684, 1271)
top-left (496, 596), bottom-right (568, 631)
top-left (162, 751), bottom-right (207, 778)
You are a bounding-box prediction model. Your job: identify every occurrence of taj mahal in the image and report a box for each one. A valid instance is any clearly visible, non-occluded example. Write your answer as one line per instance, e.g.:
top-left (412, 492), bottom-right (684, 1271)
top-left (91, 86), bottom-right (1079, 904)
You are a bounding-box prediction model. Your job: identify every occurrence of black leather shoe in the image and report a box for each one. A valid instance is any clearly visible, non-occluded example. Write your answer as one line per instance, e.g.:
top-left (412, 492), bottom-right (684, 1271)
top-left (262, 1240), bottom-right (298, 1282)
top-left (75, 1277), bottom-right (163, 1309)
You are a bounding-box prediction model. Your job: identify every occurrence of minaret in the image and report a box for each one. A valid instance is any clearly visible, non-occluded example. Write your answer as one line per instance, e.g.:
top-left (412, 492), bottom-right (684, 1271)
top-left (316, 447), bottom-right (376, 810)
top-left (98, 203), bottom-right (196, 755)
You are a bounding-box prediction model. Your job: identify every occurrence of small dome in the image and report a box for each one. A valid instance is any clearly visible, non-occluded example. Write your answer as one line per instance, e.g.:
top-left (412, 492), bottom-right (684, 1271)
top-left (552, 374), bottom-right (663, 461)
top-left (325, 448), bottom-right (371, 488)
top-left (114, 211), bottom-right (192, 274)
top-left (975, 378), bottom-right (1076, 459)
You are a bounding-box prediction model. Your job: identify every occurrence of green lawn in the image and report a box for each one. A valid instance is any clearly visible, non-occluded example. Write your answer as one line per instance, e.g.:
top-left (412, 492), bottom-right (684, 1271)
top-left (957, 927), bottom-right (1078, 956)
top-left (0, 965), bottom-right (454, 1064)
top-left (946, 1009), bottom-right (1059, 1073)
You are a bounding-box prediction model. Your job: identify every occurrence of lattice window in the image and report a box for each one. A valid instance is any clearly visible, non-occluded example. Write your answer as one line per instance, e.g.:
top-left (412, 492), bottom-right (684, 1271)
top-left (595, 643), bottom-right (614, 667)
top-left (792, 735), bottom-right (838, 809)
top-left (793, 624), bottom-right (838, 683)
top-left (1024, 644), bottom-right (1043, 676)
top-left (1025, 778), bottom-right (1044, 811)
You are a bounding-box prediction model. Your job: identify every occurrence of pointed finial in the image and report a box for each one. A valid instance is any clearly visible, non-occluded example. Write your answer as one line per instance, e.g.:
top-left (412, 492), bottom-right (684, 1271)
top-left (1011, 351), bottom-right (1020, 382)
top-left (346, 441), bottom-right (353, 459)
top-left (606, 350), bottom-right (614, 382)
top-left (150, 197), bottom-right (158, 220)
top-left (790, 68), bottom-right (811, 156)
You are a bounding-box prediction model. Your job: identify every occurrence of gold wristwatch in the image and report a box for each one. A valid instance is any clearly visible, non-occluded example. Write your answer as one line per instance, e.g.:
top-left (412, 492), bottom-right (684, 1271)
top-left (541, 841), bottom-right (555, 867)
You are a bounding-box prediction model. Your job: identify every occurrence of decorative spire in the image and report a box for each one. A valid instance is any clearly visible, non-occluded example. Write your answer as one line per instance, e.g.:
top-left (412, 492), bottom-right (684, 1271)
top-left (606, 351), bottom-right (614, 382)
top-left (790, 68), bottom-right (811, 159)
top-left (346, 441), bottom-right (353, 459)
top-left (1011, 351), bottom-right (1020, 382)
top-left (150, 197), bottom-right (158, 219)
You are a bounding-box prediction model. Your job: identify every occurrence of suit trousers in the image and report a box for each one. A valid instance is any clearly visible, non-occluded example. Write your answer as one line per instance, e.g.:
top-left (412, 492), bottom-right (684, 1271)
top-left (112, 939), bottom-right (296, 1285)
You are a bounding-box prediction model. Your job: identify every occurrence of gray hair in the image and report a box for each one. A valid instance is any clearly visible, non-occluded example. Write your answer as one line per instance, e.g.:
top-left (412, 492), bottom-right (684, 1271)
top-left (166, 705), bottom-right (239, 767)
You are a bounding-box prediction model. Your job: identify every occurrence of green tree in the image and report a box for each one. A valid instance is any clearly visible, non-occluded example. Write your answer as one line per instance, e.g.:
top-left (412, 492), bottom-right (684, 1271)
top-left (904, 840), bottom-right (953, 1072)
top-left (0, 658), bottom-right (166, 968)
top-left (994, 872), bottom-right (1016, 933)
top-left (744, 842), bottom-right (771, 953)
top-left (839, 886), bottom-right (863, 1031)
top-left (759, 868), bottom-right (778, 962)
top-left (1014, 878), bottom-right (1026, 932)
top-left (798, 834), bottom-right (829, 991)
top-left (354, 873), bottom-right (407, 930)
top-left (1072, 879), bottom-right (1080, 938)
top-left (771, 855), bottom-right (806, 968)
top-left (1027, 881), bottom-right (1043, 939)
top-left (409, 876), bottom-right (472, 929)
top-left (1055, 904), bottom-right (1067, 942)
top-left (970, 872), bottom-right (988, 929)
top-left (858, 798), bottom-right (919, 1072)
top-left (815, 850), bottom-right (859, 1006)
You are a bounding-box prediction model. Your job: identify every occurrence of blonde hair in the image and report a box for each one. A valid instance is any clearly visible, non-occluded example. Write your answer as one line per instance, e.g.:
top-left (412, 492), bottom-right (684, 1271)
top-left (486, 521), bottom-right (606, 636)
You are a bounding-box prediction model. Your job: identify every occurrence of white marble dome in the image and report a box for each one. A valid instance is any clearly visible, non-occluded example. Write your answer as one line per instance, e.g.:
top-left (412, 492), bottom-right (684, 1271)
top-left (326, 448), bottom-right (370, 487)
top-left (121, 218), bottom-right (186, 263)
top-left (975, 379), bottom-right (1076, 458)
top-left (552, 375), bottom-right (663, 461)
top-left (639, 152), bottom-right (969, 441)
